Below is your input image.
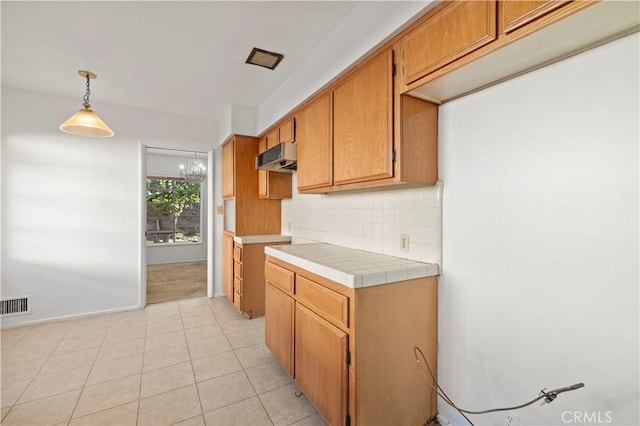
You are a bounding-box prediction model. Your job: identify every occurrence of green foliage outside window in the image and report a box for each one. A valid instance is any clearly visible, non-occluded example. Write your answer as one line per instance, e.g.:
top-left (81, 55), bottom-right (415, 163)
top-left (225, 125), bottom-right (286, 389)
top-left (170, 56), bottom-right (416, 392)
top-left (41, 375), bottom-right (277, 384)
top-left (146, 178), bottom-right (201, 243)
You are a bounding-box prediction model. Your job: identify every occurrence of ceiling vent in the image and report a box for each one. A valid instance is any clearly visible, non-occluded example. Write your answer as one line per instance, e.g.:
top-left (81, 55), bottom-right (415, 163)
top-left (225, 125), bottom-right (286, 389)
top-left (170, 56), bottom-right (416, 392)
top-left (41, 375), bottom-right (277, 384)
top-left (245, 47), bottom-right (284, 70)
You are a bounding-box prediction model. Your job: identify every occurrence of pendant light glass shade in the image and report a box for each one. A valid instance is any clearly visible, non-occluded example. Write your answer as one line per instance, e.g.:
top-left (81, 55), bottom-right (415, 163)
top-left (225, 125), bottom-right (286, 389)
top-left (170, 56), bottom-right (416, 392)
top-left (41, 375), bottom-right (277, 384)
top-left (59, 70), bottom-right (114, 138)
top-left (59, 106), bottom-right (114, 137)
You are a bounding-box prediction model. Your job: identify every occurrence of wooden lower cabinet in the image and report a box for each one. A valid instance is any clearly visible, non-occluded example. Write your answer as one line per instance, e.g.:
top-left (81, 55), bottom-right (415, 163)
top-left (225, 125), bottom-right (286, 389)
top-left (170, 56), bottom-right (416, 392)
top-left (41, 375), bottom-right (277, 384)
top-left (295, 303), bottom-right (348, 426)
top-left (222, 232), bottom-right (234, 302)
top-left (265, 257), bottom-right (438, 426)
top-left (265, 283), bottom-right (295, 376)
top-left (231, 240), bottom-right (290, 318)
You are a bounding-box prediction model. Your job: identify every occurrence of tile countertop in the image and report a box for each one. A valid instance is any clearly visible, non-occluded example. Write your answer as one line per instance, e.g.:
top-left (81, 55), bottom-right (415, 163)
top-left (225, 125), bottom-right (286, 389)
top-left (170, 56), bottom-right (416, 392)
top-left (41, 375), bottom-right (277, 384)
top-left (264, 243), bottom-right (439, 289)
top-left (233, 234), bottom-right (292, 245)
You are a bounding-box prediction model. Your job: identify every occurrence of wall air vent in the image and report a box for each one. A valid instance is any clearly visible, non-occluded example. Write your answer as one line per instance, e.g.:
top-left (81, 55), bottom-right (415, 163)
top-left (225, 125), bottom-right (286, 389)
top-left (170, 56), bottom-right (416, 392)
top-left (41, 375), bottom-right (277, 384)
top-left (1, 296), bottom-right (31, 316)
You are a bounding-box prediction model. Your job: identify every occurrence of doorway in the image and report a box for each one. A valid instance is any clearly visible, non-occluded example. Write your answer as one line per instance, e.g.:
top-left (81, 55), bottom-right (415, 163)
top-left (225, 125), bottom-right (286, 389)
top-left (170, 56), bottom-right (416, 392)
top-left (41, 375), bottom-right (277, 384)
top-left (145, 147), bottom-right (209, 304)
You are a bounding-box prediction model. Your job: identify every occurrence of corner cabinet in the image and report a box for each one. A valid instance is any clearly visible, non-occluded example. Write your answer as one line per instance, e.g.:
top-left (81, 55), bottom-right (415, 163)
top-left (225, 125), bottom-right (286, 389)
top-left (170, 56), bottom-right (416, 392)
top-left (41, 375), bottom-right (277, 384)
top-left (265, 257), bottom-right (438, 426)
top-left (296, 46), bottom-right (438, 194)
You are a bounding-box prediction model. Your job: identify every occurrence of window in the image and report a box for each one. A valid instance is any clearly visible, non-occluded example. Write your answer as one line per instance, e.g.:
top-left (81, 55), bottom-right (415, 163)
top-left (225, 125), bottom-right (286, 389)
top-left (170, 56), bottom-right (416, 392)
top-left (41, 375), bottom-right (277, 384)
top-left (146, 178), bottom-right (201, 244)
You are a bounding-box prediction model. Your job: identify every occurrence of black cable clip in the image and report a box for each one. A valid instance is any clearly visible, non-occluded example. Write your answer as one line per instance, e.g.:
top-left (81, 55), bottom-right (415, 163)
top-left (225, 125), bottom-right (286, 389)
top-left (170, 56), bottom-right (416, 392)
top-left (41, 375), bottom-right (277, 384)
top-left (539, 388), bottom-right (557, 404)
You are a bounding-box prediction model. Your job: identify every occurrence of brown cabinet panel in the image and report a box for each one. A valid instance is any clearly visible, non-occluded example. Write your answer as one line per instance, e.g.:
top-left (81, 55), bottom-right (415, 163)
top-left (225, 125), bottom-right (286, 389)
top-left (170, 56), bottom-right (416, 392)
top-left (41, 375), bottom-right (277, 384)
top-left (333, 48), bottom-right (394, 185)
top-left (265, 261), bottom-right (295, 295)
top-left (295, 303), bottom-right (348, 426)
top-left (403, 0), bottom-right (497, 84)
top-left (266, 128), bottom-right (279, 149)
top-left (296, 92), bottom-right (333, 191)
top-left (221, 140), bottom-right (235, 198)
top-left (279, 118), bottom-right (295, 143)
top-left (258, 136), bottom-right (293, 200)
top-left (499, 0), bottom-right (569, 35)
top-left (233, 291), bottom-right (242, 311)
top-left (222, 233), bottom-right (234, 302)
top-left (265, 283), bottom-right (295, 376)
top-left (233, 245), bottom-right (242, 262)
top-left (296, 275), bottom-right (349, 330)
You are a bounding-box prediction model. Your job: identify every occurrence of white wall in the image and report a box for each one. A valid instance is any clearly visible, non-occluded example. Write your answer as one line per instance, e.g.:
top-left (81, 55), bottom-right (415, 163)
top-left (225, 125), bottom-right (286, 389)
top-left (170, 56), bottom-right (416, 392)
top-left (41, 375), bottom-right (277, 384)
top-left (146, 151), bottom-right (208, 265)
top-left (437, 34), bottom-right (639, 426)
top-left (1, 86), bottom-right (216, 327)
top-left (282, 176), bottom-right (441, 263)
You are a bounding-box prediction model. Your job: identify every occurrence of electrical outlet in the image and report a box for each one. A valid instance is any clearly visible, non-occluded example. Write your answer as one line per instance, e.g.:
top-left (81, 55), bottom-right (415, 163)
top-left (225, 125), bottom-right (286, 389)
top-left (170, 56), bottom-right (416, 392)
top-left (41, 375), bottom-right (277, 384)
top-left (400, 234), bottom-right (409, 252)
top-left (503, 412), bottom-right (519, 426)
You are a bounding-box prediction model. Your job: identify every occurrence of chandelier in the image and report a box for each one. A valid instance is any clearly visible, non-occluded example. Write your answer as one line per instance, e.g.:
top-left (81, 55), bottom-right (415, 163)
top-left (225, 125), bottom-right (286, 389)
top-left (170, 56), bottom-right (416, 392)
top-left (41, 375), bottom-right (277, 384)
top-left (179, 153), bottom-right (207, 182)
top-left (59, 70), bottom-right (114, 138)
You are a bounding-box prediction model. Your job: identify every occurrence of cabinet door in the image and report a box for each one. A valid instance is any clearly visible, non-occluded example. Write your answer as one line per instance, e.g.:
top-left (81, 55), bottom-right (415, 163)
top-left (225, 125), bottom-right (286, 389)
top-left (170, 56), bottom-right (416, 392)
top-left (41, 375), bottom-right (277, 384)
top-left (222, 233), bottom-right (234, 302)
top-left (498, 0), bottom-right (568, 35)
top-left (222, 139), bottom-right (235, 198)
top-left (333, 49), bottom-right (393, 186)
top-left (266, 128), bottom-right (280, 149)
top-left (265, 283), bottom-right (294, 376)
top-left (258, 137), bottom-right (268, 198)
top-left (295, 303), bottom-right (348, 426)
top-left (279, 118), bottom-right (295, 143)
top-left (403, 1), bottom-right (496, 84)
top-left (296, 92), bottom-right (333, 191)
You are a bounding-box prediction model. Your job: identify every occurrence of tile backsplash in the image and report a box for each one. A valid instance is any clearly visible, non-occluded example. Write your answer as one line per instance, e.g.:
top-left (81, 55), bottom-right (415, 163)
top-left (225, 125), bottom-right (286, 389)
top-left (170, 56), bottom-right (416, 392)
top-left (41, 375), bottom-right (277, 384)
top-left (281, 175), bottom-right (442, 265)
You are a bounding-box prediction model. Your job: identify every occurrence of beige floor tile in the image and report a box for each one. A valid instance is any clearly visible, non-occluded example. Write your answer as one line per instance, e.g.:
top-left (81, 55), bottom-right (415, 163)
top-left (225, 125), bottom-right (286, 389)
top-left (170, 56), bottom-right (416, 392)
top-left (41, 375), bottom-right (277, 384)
top-left (2, 389), bottom-right (81, 426)
top-left (2, 344), bottom-right (57, 364)
top-left (144, 329), bottom-right (186, 353)
top-left (138, 384), bottom-right (202, 426)
top-left (203, 396), bottom-right (272, 426)
top-left (18, 365), bottom-right (91, 404)
top-left (173, 414), bottom-right (205, 425)
top-left (197, 371), bottom-right (256, 413)
top-left (73, 374), bottom-right (141, 419)
top-left (108, 308), bottom-right (147, 324)
top-left (214, 309), bottom-right (247, 323)
top-left (180, 305), bottom-right (213, 319)
top-left (104, 324), bottom-right (146, 344)
top-left (184, 324), bottom-right (223, 343)
top-left (244, 361), bottom-right (294, 394)
top-left (54, 334), bottom-right (105, 355)
top-left (147, 301), bottom-right (180, 313)
top-left (181, 314), bottom-right (216, 330)
top-left (1, 406), bottom-right (11, 421)
top-left (290, 413), bottom-right (328, 426)
top-left (259, 384), bottom-right (318, 426)
top-left (65, 323), bottom-right (109, 340)
top-left (86, 353), bottom-right (143, 386)
top-left (96, 338), bottom-right (144, 363)
top-left (146, 318), bottom-right (184, 337)
top-left (0, 378), bottom-right (31, 408)
top-left (226, 329), bottom-right (265, 349)
top-left (207, 297), bottom-right (235, 313)
top-left (141, 361), bottom-right (195, 398)
top-left (143, 341), bottom-right (190, 372)
top-left (250, 316), bottom-right (266, 330)
top-left (220, 318), bottom-right (255, 335)
top-left (1, 326), bottom-right (32, 347)
top-left (234, 343), bottom-right (277, 369)
top-left (40, 347), bottom-right (99, 375)
top-left (187, 335), bottom-right (231, 360)
top-left (69, 401), bottom-right (138, 426)
top-left (191, 350), bottom-right (242, 383)
top-left (1, 356), bottom-right (47, 382)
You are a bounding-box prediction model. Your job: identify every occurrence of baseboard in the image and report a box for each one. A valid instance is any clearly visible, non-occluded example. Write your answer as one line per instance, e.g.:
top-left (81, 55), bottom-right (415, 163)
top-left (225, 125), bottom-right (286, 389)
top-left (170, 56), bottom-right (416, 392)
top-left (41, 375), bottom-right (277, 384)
top-left (0, 304), bottom-right (144, 330)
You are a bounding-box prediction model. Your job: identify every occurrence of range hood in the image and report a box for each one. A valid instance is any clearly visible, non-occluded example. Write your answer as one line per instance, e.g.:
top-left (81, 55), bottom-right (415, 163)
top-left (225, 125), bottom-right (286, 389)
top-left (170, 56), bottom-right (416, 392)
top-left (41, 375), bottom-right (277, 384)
top-left (256, 142), bottom-right (297, 172)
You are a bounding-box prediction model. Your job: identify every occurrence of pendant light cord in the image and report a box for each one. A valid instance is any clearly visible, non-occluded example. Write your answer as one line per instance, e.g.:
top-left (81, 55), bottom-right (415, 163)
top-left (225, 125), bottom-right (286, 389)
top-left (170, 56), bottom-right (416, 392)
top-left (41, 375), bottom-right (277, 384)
top-left (83, 75), bottom-right (91, 108)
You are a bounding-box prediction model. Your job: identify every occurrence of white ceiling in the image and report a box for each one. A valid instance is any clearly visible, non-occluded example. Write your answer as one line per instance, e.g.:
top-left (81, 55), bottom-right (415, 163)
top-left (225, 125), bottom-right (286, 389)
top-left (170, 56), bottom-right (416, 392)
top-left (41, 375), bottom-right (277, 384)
top-left (1, 1), bottom-right (379, 123)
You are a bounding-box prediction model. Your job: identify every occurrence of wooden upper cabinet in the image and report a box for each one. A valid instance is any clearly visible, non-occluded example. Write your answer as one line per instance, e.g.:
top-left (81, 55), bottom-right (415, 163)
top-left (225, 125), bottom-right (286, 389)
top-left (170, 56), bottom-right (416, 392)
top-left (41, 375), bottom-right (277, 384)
top-left (279, 118), bottom-right (295, 143)
top-left (258, 137), bottom-right (268, 198)
top-left (222, 139), bottom-right (235, 199)
top-left (296, 92), bottom-right (333, 191)
top-left (498, 0), bottom-right (569, 35)
top-left (266, 128), bottom-right (279, 149)
top-left (258, 136), bottom-right (292, 200)
top-left (333, 48), bottom-right (394, 186)
top-left (402, 0), bottom-right (497, 85)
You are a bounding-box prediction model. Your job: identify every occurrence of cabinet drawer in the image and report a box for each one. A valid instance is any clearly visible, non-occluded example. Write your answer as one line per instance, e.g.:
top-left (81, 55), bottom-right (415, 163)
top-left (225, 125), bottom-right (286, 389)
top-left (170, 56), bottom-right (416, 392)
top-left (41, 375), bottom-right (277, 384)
top-left (233, 291), bottom-right (242, 311)
top-left (265, 261), bottom-right (294, 295)
top-left (296, 276), bottom-right (349, 329)
top-left (234, 262), bottom-right (242, 279)
top-left (233, 246), bottom-right (242, 262)
top-left (234, 277), bottom-right (243, 295)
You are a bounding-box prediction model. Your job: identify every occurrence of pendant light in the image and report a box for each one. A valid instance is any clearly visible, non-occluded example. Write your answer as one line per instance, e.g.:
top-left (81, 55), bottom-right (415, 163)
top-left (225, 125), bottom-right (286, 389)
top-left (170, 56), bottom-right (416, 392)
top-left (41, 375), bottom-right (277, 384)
top-left (59, 70), bottom-right (114, 138)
